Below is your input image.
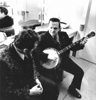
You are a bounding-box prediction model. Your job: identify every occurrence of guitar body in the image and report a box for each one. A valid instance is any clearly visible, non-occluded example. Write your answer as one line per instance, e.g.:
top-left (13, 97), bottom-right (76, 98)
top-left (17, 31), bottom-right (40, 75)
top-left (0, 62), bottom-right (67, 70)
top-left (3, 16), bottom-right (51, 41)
top-left (41, 48), bottom-right (61, 69)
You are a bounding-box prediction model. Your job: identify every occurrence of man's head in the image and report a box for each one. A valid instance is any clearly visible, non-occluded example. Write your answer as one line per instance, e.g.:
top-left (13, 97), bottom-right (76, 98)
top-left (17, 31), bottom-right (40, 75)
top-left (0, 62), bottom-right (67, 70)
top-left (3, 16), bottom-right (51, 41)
top-left (0, 6), bottom-right (8, 18)
top-left (48, 17), bottom-right (61, 37)
top-left (14, 28), bottom-right (39, 54)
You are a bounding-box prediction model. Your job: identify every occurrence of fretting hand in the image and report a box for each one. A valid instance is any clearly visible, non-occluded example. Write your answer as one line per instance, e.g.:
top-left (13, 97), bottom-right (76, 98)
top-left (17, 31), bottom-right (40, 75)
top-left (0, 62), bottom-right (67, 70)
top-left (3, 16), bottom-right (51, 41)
top-left (80, 37), bottom-right (88, 45)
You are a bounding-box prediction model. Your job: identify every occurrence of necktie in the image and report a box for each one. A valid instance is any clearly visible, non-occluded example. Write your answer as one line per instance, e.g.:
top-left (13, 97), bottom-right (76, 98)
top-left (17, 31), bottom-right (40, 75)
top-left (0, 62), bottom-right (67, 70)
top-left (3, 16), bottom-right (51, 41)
top-left (53, 35), bottom-right (61, 49)
top-left (53, 35), bottom-right (57, 43)
top-left (53, 35), bottom-right (60, 44)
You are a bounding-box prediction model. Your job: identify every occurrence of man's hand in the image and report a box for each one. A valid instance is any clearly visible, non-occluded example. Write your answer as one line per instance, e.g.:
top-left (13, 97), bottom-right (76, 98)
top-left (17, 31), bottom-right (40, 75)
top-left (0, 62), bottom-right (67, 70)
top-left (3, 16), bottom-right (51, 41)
top-left (29, 79), bottom-right (43, 95)
top-left (80, 37), bottom-right (88, 45)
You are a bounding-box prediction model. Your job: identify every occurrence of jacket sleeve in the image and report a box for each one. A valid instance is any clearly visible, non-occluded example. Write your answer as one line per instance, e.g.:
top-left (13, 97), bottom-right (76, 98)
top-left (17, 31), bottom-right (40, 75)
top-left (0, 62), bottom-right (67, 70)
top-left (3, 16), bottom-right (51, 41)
top-left (32, 47), bottom-right (48, 70)
top-left (60, 31), bottom-right (85, 56)
top-left (30, 53), bottom-right (40, 80)
top-left (0, 60), bottom-right (30, 100)
top-left (70, 38), bottom-right (85, 51)
top-left (32, 34), bottom-right (48, 63)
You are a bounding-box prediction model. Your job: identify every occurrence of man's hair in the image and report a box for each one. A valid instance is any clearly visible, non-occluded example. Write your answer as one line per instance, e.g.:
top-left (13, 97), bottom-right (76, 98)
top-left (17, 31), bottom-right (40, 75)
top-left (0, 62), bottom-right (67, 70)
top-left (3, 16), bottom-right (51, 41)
top-left (49, 17), bottom-right (61, 29)
top-left (0, 6), bottom-right (8, 15)
top-left (14, 28), bottom-right (39, 50)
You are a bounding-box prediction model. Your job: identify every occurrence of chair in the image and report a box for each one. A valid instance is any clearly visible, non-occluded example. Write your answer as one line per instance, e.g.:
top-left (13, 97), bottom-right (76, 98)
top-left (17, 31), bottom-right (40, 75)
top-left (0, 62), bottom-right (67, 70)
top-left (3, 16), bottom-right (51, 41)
top-left (37, 31), bottom-right (46, 35)
top-left (0, 26), bottom-right (15, 37)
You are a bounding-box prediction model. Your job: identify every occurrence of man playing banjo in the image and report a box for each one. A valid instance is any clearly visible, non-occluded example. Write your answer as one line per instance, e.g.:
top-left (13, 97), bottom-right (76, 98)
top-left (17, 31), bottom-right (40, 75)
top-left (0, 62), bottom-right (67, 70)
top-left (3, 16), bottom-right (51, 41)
top-left (32, 17), bottom-right (90, 99)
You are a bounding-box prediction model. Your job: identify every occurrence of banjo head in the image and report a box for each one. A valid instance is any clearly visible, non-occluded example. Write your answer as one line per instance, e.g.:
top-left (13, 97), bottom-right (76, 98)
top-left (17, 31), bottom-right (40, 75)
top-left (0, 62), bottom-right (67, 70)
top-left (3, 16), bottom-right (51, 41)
top-left (41, 48), bottom-right (60, 69)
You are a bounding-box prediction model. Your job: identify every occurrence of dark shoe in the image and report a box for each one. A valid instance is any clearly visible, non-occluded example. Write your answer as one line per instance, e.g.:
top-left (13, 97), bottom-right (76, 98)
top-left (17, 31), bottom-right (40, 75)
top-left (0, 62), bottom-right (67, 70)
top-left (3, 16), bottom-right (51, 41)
top-left (68, 87), bottom-right (82, 99)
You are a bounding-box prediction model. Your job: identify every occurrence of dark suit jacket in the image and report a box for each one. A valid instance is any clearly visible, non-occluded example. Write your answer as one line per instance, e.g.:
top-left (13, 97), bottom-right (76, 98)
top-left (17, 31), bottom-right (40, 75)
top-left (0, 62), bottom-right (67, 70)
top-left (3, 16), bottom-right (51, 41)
top-left (32, 31), bottom-right (84, 81)
top-left (0, 43), bottom-right (36, 100)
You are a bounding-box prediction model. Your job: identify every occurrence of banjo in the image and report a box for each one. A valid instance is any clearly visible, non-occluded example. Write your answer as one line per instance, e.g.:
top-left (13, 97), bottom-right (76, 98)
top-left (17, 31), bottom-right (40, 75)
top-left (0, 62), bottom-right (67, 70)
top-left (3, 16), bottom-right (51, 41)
top-left (40, 31), bottom-right (95, 69)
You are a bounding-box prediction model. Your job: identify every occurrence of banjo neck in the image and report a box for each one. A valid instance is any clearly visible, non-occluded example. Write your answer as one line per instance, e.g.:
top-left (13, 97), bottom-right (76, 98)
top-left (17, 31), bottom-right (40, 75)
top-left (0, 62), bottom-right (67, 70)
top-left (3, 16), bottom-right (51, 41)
top-left (59, 40), bottom-right (80, 54)
top-left (58, 31), bottom-right (95, 55)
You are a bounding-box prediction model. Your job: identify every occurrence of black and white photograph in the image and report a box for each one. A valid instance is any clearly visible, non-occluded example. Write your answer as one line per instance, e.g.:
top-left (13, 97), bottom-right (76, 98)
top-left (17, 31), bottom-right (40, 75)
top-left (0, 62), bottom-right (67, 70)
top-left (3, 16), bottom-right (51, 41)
top-left (0, 0), bottom-right (96, 100)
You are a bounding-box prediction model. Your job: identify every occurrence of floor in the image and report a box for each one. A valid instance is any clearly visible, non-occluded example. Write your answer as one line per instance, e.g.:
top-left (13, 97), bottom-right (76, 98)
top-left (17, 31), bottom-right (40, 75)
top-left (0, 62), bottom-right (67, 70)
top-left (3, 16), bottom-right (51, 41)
top-left (58, 56), bottom-right (96, 100)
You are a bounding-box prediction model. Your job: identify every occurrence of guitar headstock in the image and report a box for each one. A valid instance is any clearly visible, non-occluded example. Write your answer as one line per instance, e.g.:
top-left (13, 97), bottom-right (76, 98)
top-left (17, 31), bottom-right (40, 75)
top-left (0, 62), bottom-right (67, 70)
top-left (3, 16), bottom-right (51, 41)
top-left (87, 31), bottom-right (95, 38)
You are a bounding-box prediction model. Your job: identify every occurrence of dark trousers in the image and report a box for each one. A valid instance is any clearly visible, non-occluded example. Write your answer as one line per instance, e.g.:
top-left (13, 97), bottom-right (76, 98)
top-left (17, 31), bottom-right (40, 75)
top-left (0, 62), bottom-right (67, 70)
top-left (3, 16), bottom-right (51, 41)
top-left (39, 75), bottom-right (59, 100)
top-left (60, 55), bottom-right (84, 90)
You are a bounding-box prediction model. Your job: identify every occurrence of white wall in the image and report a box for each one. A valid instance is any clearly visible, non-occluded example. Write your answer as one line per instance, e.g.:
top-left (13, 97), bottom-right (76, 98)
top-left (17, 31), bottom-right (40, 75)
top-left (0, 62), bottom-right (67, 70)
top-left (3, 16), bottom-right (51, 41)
top-left (77, 0), bottom-right (96, 63)
top-left (25, 0), bottom-right (41, 21)
top-left (8, 0), bottom-right (41, 21)
top-left (44, 0), bottom-right (89, 26)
